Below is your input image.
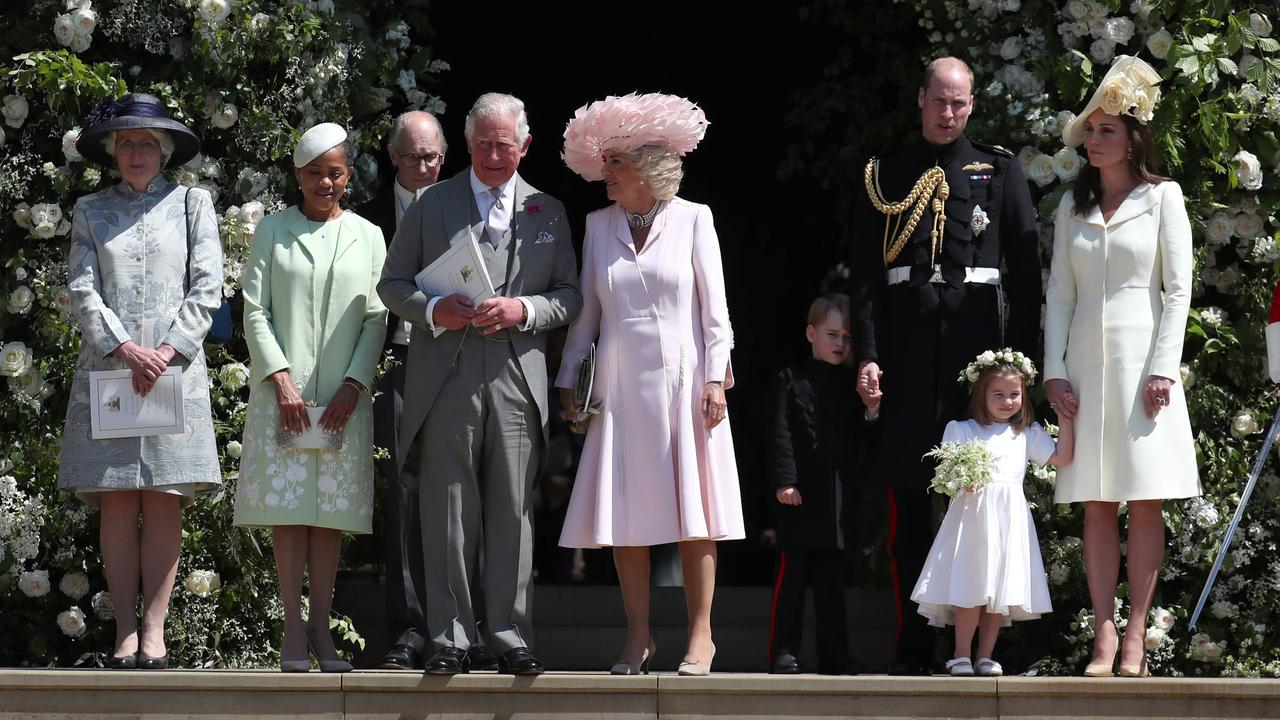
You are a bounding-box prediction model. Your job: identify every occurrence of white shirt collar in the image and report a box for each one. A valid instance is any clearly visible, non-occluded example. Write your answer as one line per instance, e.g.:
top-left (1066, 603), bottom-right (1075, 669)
top-left (469, 168), bottom-right (517, 202)
top-left (393, 178), bottom-right (422, 206)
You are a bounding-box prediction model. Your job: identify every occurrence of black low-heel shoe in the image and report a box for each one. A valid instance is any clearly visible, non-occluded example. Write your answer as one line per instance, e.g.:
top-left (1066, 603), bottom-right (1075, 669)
top-left (105, 652), bottom-right (139, 669)
top-left (139, 653), bottom-right (169, 670)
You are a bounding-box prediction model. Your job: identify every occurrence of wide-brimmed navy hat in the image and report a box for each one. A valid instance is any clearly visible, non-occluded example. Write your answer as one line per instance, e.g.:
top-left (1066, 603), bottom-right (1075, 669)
top-left (76, 93), bottom-right (201, 168)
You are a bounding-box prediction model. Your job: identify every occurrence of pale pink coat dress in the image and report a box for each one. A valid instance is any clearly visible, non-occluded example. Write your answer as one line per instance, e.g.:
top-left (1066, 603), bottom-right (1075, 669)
top-left (556, 198), bottom-right (745, 547)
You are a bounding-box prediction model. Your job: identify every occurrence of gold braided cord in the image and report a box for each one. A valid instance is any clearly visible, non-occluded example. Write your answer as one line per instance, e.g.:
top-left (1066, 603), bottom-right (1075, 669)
top-left (863, 160), bottom-right (949, 265)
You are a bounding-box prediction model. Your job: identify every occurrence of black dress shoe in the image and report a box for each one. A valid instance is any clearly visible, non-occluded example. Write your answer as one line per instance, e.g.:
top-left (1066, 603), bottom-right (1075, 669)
top-left (496, 647), bottom-right (545, 675)
top-left (468, 644), bottom-right (499, 672)
top-left (818, 657), bottom-right (865, 676)
top-left (138, 653), bottom-right (169, 670)
top-left (381, 643), bottom-right (423, 671)
top-left (425, 646), bottom-right (469, 675)
top-left (105, 652), bottom-right (138, 669)
top-left (770, 652), bottom-right (801, 674)
top-left (888, 657), bottom-right (934, 676)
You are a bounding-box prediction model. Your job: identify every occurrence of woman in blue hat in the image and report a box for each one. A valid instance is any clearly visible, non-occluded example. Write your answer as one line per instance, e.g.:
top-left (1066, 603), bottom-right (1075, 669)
top-left (59, 93), bottom-right (224, 669)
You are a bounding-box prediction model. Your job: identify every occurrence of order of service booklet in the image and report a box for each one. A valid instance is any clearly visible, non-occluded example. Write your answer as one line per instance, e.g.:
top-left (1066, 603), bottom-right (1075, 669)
top-left (89, 366), bottom-right (185, 439)
top-left (414, 236), bottom-right (497, 338)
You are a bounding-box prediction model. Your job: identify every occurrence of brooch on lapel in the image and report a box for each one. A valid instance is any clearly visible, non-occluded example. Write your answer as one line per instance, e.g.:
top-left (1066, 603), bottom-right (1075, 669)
top-left (971, 205), bottom-right (990, 236)
top-left (534, 230), bottom-right (555, 244)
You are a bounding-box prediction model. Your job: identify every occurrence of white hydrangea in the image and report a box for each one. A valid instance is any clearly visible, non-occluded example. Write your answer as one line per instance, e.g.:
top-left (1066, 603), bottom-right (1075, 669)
top-left (1200, 306), bottom-right (1226, 328)
top-left (1249, 236), bottom-right (1279, 264)
top-left (1185, 496), bottom-right (1220, 528)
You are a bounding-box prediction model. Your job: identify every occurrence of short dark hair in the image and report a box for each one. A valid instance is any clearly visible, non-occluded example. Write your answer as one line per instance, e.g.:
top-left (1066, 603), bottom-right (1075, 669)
top-left (1072, 114), bottom-right (1171, 216)
top-left (967, 363), bottom-right (1035, 433)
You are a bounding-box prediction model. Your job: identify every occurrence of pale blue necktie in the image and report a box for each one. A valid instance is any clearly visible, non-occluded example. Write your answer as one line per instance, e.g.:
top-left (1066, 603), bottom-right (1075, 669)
top-left (485, 186), bottom-right (507, 248)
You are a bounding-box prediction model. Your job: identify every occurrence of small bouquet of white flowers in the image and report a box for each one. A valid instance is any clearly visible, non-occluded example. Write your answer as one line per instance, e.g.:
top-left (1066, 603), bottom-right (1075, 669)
top-left (925, 439), bottom-right (997, 497)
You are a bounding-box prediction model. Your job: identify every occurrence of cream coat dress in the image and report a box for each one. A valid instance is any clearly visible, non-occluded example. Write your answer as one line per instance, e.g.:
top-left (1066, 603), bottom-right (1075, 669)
top-left (1044, 181), bottom-right (1201, 503)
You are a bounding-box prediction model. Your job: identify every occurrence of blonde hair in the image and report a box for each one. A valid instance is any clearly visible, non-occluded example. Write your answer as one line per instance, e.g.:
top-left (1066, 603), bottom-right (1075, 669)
top-left (967, 363), bottom-right (1035, 433)
top-left (806, 293), bottom-right (850, 329)
top-left (624, 145), bottom-right (684, 201)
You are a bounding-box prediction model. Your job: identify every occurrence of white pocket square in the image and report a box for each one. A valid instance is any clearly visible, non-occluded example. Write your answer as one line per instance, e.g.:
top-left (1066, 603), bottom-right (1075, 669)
top-left (534, 231), bottom-right (555, 244)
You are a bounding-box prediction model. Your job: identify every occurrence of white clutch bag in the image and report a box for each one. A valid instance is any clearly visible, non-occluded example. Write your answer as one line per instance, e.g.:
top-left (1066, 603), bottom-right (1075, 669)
top-left (276, 406), bottom-right (344, 451)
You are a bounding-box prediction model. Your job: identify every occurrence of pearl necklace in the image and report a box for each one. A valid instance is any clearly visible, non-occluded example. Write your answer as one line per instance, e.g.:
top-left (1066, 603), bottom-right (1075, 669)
top-left (626, 201), bottom-right (662, 230)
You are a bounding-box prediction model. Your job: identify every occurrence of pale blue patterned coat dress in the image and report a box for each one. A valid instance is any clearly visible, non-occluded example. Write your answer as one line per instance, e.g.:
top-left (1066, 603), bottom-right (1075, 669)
top-left (58, 178), bottom-right (224, 505)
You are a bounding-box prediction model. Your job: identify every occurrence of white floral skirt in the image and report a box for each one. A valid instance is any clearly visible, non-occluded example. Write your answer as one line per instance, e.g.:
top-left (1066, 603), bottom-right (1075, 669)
top-left (232, 384), bottom-right (374, 533)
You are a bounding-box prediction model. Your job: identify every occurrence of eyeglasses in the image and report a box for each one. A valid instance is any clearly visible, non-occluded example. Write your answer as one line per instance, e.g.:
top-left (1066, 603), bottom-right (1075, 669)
top-left (394, 150), bottom-right (443, 167)
top-left (117, 140), bottom-right (161, 156)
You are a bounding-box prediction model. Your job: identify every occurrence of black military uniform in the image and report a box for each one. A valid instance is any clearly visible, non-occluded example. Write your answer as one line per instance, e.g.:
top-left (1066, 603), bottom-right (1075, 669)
top-left (850, 133), bottom-right (1040, 673)
top-left (766, 357), bottom-right (872, 674)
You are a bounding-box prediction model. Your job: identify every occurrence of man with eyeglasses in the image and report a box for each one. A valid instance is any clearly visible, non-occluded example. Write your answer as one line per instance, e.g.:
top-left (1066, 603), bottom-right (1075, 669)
top-left (359, 110), bottom-right (457, 672)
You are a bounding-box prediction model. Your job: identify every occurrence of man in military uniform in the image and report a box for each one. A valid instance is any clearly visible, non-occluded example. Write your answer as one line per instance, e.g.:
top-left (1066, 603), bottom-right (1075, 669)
top-left (850, 56), bottom-right (1041, 674)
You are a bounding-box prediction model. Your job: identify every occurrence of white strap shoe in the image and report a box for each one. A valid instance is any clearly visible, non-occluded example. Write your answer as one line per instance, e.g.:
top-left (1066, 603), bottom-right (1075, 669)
top-left (945, 656), bottom-right (974, 676)
top-left (976, 657), bottom-right (1003, 676)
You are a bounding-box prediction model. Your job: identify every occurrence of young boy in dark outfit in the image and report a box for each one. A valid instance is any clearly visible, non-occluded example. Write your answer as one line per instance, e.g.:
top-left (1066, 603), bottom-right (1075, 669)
top-left (766, 294), bottom-right (879, 674)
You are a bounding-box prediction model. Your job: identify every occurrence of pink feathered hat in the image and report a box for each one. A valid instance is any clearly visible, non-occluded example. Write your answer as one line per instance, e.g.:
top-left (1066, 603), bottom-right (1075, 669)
top-left (561, 92), bottom-right (709, 182)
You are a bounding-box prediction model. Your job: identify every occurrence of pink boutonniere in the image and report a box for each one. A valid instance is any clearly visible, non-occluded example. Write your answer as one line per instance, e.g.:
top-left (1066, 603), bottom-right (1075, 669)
top-left (526, 203), bottom-right (542, 214)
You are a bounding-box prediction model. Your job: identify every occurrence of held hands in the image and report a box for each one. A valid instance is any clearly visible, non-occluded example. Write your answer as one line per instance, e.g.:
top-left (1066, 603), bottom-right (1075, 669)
top-left (702, 381), bottom-right (727, 430)
top-left (471, 296), bottom-right (526, 335)
top-left (1044, 378), bottom-right (1079, 421)
top-left (776, 486), bottom-right (803, 506)
top-left (433, 294), bottom-right (477, 331)
top-left (857, 360), bottom-right (884, 407)
top-left (115, 341), bottom-right (177, 397)
top-left (1143, 374), bottom-right (1174, 420)
top-left (270, 370), bottom-right (311, 436)
top-left (318, 380), bottom-right (362, 434)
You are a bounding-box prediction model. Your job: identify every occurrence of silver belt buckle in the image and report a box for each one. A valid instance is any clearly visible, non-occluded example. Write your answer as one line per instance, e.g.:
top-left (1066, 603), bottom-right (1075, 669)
top-left (928, 266), bottom-right (943, 284)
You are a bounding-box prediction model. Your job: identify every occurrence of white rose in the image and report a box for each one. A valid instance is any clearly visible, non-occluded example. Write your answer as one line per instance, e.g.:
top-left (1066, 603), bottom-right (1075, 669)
top-left (219, 362), bottom-right (249, 391)
top-left (10, 366), bottom-right (44, 397)
top-left (2, 95), bottom-right (29, 129)
top-left (1105, 17), bottom-right (1135, 44)
top-left (91, 590), bottom-right (114, 621)
top-left (1251, 13), bottom-right (1273, 37)
top-left (1144, 626), bottom-right (1167, 650)
top-left (0, 342), bottom-right (32, 377)
top-left (1056, 110), bottom-right (1077, 133)
top-left (1150, 606), bottom-right (1175, 631)
top-left (69, 30), bottom-right (91, 53)
top-left (70, 7), bottom-right (96, 33)
top-left (59, 571), bottom-right (90, 600)
top-left (1146, 29), bottom-right (1173, 60)
top-left (1130, 0), bottom-right (1154, 19)
top-left (56, 607), bottom-right (87, 637)
top-left (1132, 86), bottom-right (1159, 123)
top-left (1234, 211), bottom-right (1264, 238)
top-left (1016, 145), bottom-right (1039, 173)
top-left (250, 12), bottom-right (270, 29)
top-left (1179, 362), bottom-right (1195, 389)
top-left (197, 0), bottom-right (232, 27)
top-left (175, 169), bottom-right (199, 187)
top-left (1216, 265), bottom-right (1240, 291)
top-left (18, 569), bottom-right (51, 597)
top-left (1090, 38), bottom-right (1117, 64)
top-left (184, 569), bottom-right (221, 598)
top-left (53, 286), bottom-right (73, 317)
top-left (1205, 211), bottom-right (1235, 245)
top-left (239, 200), bottom-right (265, 225)
top-left (1052, 147), bottom-right (1084, 181)
top-left (1000, 37), bottom-right (1022, 60)
top-left (210, 103), bottom-right (238, 130)
top-left (7, 285), bottom-right (34, 315)
top-left (1232, 411), bottom-right (1261, 439)
top-left (225, 440), bottom-right (242, 459)
top-left (1099, 77), bottom-right (1135, 115)
top-left (61, 127), bottom-right (82, 163)
top-left (65, 0), bottom-right (93, 10)
top-left (1065, 0), bottom-right (1089, 20)
top-left (53, 14), bottom-right (75, 46)
top-left (1232, 150), bottom-right (1264, 190)
top-left (1027, 152), bottom-right (1057, 187)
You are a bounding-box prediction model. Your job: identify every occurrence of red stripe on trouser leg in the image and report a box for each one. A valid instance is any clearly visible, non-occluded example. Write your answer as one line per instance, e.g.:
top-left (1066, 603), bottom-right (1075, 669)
top-left (887, 487), bottom-right (903, 646)
top-left (767, 550), bottom-right (787, 661)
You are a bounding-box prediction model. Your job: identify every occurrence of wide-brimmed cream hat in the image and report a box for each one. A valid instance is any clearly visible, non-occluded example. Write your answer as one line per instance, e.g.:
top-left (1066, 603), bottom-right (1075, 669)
top-left (1062, 55), bottom-right (1162, 147)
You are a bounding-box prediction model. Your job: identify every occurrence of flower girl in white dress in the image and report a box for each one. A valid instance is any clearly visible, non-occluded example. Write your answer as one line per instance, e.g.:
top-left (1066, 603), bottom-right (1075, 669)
top-left (910, 350), bottom-right (1075, 676)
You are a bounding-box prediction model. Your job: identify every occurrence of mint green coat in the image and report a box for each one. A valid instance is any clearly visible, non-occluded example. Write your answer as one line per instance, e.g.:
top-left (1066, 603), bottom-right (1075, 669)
top-left (233, 207), bottom-right (388, 532)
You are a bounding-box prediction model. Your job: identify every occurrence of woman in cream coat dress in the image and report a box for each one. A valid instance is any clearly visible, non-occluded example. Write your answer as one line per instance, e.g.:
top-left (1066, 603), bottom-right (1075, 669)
top-left (1044, 56), bottom-right (1200, 679)
top-left (558, 94), bottom-right (744, 676)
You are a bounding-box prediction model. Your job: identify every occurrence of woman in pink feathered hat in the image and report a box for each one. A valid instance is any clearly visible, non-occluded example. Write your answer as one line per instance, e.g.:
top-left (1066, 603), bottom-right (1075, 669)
top-left (556, 93), bottom-right (744, 675)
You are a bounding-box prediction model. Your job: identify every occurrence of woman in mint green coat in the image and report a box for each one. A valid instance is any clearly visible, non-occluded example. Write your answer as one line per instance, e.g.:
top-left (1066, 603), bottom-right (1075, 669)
top-left (234, 124), bottom-right (387, 672)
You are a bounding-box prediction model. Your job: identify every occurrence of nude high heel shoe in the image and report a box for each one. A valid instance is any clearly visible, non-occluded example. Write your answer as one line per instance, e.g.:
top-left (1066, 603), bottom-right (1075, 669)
top-left (677, 643), bottom-right (715, 676)
top-left (611, 638), bottom-right (656, 675)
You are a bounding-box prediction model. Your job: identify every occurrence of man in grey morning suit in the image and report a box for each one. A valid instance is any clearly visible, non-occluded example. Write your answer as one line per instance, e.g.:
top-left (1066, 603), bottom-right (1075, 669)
top-left (377, 92), bottom-right (582, 675)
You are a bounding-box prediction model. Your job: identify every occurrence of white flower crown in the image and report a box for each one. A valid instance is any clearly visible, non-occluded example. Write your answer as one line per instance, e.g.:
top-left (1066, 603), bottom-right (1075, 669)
top-left (959, 347), bottom-right (1038, 385)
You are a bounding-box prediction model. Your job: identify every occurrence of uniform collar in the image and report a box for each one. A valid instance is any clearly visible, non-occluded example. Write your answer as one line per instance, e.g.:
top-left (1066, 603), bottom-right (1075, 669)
top-left (917, 133), bottom-right (970, 164)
